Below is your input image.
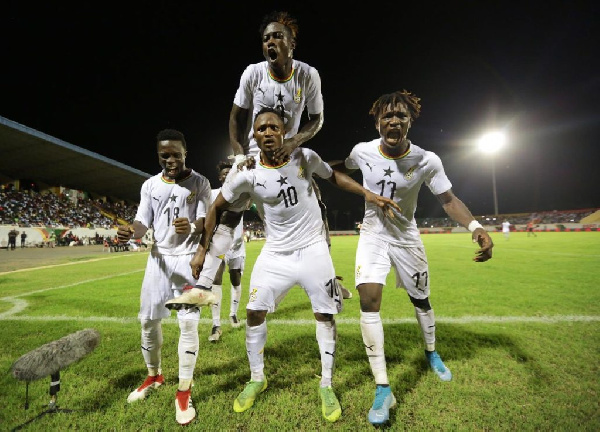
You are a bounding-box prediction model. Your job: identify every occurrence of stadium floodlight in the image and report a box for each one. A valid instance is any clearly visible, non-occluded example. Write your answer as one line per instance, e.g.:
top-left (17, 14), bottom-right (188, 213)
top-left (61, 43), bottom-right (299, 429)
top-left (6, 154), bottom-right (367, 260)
top-left (477, 131), bottom-right (506, 216)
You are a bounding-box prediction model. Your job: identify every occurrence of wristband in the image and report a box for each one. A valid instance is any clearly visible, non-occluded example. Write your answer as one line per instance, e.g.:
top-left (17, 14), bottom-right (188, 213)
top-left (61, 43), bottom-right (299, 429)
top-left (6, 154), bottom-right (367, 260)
top-left (189, 222), bottom-right (197, 234)
top-left (468, 220), bottom-right (483, 232)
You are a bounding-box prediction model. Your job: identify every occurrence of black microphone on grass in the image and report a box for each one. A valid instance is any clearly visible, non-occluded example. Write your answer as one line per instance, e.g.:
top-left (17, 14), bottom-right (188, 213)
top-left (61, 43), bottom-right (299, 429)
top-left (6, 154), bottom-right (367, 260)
top-left (10, 328), bottom-right (101, 412)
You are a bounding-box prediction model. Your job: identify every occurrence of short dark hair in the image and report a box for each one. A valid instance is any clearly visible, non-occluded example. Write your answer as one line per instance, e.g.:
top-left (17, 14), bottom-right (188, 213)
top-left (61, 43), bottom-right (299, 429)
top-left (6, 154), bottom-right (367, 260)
top-left (259, 11), bottom-right (299, 42)
top-left (156, 129), bottom-right (186, 149)
top-left (216, 160), bottom-right (233, 173)
top-left (254, 106), bottom-right (283, 123)
top-left (369, 90), bottom-right (422, 122)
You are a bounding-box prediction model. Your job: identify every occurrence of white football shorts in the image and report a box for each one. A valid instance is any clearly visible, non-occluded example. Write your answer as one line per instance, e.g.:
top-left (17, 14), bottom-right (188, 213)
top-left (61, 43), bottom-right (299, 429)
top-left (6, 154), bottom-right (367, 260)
top-left (196, 225), bottom-right (234, 287)
top-left (138, 249), bottom-right (200, 321)
top-left (355, 233), bottom-right (430, 299)
top-left (247, 240), bottom-right (341, 314)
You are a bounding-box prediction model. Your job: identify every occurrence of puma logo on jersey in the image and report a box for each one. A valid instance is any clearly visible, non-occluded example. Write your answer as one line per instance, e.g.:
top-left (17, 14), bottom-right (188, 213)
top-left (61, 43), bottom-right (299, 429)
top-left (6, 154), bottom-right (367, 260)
top-left (256, 181), bottom-right (267, 189)
top-left (294, 88), bottom-right (302, 103)
top-left (257, 86), bottom-right (266, 96)
top-left (365, 162), bottom-right (374, 171)
top-left (404, 164), bottom-right (418, 180)
top-left (152, 196), bottom-right (159, 201)
top-left (186, 191), bottom-right (196, 204)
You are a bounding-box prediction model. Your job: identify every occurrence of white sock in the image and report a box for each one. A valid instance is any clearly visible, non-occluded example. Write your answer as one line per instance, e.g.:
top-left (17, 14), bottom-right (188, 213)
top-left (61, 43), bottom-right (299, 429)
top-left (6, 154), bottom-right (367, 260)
top-left (211, 284), bottom-right (222, 327)
top-left (415, 306), bottom-right (436, 351)
top-left (230, 284), bottom-right (241, 316)
top-left (316, 320), bottom-right (336, 387)
top-left (360, 311), bottom-right (388, 385)
top-left (246, 321), bottom-right (267, 382)
top-left (140, 319), bottom-right (162, 374)
top-left (178, 318), bottom-right (199, 386)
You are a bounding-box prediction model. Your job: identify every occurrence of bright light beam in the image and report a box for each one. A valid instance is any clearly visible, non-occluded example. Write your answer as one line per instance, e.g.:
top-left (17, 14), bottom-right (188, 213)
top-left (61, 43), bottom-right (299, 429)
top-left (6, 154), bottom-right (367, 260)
top-left (478, 131), bottom-right (506, 154)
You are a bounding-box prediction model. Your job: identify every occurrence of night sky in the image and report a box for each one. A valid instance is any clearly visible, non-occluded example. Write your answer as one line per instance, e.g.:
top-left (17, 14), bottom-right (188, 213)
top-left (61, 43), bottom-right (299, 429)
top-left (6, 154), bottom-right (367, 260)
top-left (2, 1), bottom-right (598, 226)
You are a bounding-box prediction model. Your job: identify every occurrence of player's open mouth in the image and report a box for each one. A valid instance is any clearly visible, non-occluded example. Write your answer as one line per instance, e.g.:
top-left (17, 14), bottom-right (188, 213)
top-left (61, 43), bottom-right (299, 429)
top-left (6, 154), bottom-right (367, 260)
top-left (268, 48), bottom-right (277, 60)
top-left (387, 131), bottom-right (402, 140)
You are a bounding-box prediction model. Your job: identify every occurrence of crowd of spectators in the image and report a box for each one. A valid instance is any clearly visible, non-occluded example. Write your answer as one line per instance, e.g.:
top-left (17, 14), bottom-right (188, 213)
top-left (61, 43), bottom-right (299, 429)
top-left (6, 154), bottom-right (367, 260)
top-left (0, 189), bottom-right (138, 228)
top-left (2, 188), bottom-right (596, 234)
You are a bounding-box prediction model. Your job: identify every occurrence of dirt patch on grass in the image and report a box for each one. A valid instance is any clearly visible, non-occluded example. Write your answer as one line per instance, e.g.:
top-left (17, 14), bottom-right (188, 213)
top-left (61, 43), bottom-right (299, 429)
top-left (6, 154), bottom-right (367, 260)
top-left (0, 245), bottom-right (142, 273)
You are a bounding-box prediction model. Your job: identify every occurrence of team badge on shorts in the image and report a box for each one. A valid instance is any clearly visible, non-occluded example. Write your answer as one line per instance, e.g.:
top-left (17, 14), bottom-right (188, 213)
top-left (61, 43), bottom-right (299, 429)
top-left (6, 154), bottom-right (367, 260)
top-left (249, 288), bottom-right (258, 302)
top-left (186, 192), bottom-right (196, 204)
top-left (294, 88), bottom-right (302, 103)
top-left (356, 265), bottom-right (362, 279)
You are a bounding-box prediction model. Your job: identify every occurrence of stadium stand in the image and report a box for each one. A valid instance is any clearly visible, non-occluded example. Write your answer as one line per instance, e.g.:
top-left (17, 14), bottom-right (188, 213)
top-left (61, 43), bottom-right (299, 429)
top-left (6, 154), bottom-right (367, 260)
top-left (1, 114), bottom-right (597, 248)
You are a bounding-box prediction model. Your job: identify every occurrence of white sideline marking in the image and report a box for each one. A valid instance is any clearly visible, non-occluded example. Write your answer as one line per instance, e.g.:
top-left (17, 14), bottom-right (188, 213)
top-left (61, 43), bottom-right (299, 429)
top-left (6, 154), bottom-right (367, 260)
top-left (0, 270), bottom-right (144, 318)
top-left (0, 315), bottom-right (598, 324)
top-left (1, 266), bottom-right (598, 325)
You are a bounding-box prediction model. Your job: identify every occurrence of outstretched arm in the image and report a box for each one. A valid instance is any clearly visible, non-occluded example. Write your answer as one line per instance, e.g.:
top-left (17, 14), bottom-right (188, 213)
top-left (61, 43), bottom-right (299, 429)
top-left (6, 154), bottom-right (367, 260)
top-left (436, 189), bottom-right (494, 262)
top-left (326, 169), bottom-right (400, 218)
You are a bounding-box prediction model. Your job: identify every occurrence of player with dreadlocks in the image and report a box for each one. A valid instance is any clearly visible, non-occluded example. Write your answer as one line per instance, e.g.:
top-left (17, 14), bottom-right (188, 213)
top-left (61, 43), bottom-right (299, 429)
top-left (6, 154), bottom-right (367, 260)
top-left (332, 90), bottom-right (494, 425)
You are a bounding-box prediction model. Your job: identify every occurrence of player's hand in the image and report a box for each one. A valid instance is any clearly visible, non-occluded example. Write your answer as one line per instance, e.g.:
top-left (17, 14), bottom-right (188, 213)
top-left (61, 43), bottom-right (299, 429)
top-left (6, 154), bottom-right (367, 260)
top-left (472, 228), bottom-right (493, 262)
top-left (117, 225), bottom-right (134, 243)
top-left (365, 191), bottom-right (401, 219)
top-left (173, 217), bottom-right (191, 235)
top-left (273, 139), bottom-right (296, 164)
top-left (237, 156), bottom-right (256, 171)
top-left (190, 247), bottom-right (207, 279)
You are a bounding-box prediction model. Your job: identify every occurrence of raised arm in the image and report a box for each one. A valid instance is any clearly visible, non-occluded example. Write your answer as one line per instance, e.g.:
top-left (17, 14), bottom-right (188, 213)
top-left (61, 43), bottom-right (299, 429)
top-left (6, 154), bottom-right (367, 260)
top-left (229, 104), bottom-right (250, 156)
top-left (273, 112), bottom-right (324, 164)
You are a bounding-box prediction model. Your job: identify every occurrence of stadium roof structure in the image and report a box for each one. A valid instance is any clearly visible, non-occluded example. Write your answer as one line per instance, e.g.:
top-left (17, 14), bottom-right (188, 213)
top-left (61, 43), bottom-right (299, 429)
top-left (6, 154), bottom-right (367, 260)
top-left (0, 116), bottom-right (150, 203)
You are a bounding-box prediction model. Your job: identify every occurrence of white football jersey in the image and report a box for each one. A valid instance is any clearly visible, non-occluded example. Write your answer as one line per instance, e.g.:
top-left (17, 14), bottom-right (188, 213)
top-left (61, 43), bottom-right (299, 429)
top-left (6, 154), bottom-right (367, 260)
top-left (345, 139), bottom-right (452, 246)
top-left (135, 170), bottom-right (211, 255)
top-left (221, 148), bottom-right (331, 252)
top-left (233, 60), bottom-right (324, 156)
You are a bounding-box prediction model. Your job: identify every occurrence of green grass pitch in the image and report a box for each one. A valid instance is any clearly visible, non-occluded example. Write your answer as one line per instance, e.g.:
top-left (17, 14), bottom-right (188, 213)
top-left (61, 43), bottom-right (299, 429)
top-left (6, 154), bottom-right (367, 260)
top-left (0, 231), bottom-right (598, 431)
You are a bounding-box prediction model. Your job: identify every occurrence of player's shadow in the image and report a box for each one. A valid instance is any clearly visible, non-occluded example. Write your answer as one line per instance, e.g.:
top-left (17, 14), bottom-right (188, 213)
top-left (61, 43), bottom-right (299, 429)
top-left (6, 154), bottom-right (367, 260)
top-left (335, 322), bottom-right (546, 428)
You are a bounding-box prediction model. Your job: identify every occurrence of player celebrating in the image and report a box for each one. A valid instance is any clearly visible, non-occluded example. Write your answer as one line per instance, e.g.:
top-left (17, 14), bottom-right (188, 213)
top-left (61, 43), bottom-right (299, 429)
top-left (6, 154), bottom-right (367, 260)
top-left (334, 90), bottom-right (494, 425)
top-left (167, 10), bottom-right (337, 308)
top-left (189, 108), bottom-right (398, 423)
top-left (117, 129), bottom-right (213, 426)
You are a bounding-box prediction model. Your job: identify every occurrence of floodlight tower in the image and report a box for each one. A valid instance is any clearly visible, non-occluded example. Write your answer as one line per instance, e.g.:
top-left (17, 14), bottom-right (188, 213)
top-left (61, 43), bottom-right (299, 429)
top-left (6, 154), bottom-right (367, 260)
top-left (477, 131), bottom-right (506, 216)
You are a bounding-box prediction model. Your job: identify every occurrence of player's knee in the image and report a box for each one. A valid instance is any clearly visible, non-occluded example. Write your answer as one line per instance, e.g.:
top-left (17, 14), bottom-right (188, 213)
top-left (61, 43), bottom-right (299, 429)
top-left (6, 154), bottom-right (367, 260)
top-left (409, 295), bottom-right (431, 311)
top-left (230, 270), bottom-right (242, 285)
top-left (314, 312), bottom-right (334, 322)
top-left (357, 283), bottom-right (382, 312)
top-left (246, 309), bottom-right (267, 327)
